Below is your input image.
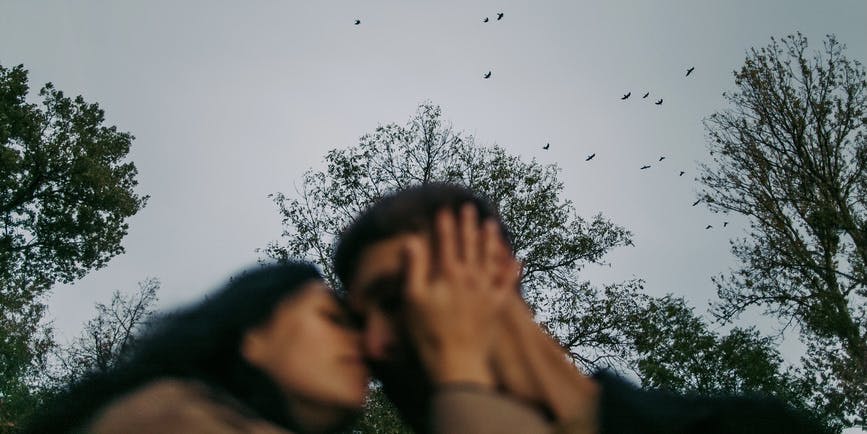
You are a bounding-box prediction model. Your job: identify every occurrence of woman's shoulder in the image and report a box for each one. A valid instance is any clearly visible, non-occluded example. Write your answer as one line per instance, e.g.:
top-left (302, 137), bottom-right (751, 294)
top-left (86, 378), bottom-right (293, 434)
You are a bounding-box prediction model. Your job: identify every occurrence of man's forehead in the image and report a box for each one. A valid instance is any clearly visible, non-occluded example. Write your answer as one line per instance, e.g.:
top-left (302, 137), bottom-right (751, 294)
top-left (348, 236), bottom-right (410, 298)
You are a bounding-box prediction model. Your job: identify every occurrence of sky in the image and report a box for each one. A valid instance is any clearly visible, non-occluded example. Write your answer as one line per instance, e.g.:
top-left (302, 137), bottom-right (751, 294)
top-left (1, 0), bottom-right (866, 422)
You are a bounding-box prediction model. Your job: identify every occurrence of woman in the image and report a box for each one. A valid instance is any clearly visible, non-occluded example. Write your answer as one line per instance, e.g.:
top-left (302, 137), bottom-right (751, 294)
top-left (28, 262), bottom-right (369, 434)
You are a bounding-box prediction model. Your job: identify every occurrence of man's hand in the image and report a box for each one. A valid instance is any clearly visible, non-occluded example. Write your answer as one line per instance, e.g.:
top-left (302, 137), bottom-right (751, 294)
top-left (403, 204), bottom-right (520, 388)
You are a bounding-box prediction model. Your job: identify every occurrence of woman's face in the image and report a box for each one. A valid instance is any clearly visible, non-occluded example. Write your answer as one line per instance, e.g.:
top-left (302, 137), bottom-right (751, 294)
top-left (241, 280), bottom-right (369, 412)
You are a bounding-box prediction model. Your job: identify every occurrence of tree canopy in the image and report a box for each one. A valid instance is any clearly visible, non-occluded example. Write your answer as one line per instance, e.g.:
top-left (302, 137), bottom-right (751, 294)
top-left (0, 63), bottom-right (148, 432)
top-left (700, 33), bottom-right (867, 428)
top-left (1, 63), bottom-right (148, 295)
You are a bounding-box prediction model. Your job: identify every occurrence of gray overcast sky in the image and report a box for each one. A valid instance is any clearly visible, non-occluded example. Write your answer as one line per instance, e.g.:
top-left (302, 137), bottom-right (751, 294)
top-left (1, 0), bottom-right (866, 377)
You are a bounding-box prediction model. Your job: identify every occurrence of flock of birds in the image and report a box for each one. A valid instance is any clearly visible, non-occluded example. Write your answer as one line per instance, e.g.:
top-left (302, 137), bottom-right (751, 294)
top-left (353, 15), bottom-right (722, 230)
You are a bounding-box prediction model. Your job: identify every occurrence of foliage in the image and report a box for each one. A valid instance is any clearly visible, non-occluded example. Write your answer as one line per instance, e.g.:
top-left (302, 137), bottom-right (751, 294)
top-left (52, 278), bottom-right (160, 384)
top-left (700, 33), bottom-right (867, 428)
top-left (0, 288), bottom-right (52, 434)
top-left (0, 63), bottom-right (147, 432)
top-left (0, 64), bottom-right (148, 295)
top-left (341, 384), bottom-right (411, 434)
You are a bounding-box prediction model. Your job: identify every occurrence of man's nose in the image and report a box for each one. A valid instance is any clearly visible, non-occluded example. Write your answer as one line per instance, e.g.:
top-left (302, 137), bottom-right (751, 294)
top-left (364, 312), bottom-right (397, 362)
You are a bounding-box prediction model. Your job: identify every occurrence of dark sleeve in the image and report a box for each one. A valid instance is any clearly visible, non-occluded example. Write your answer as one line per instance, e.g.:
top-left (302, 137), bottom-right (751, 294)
top-left (591, 370), bottom-right (829, 434)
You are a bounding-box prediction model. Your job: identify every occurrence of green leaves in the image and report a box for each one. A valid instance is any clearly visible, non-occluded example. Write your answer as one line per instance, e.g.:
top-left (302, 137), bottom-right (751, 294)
top-left (1, 64), bottom-right (148, 292)
top-left (701, 33), bottom-right (867, 429)
top-left (0, 63), bottom-right (147, 432)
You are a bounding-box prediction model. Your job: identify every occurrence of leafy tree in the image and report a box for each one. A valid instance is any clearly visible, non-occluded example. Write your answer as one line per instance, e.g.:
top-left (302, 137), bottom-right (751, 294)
top-left (0, 288), bottom-right (52, 433)
top-left (700, 33), bottom-right (867, 428)
top-left (0, 63), bottom-right (148, 431)
top-left (1, 63), bottom-right (148, 294)
top-left (266, 103), bottom-right (809, 430)
top-left (52, 278), bottom-right (160, 384)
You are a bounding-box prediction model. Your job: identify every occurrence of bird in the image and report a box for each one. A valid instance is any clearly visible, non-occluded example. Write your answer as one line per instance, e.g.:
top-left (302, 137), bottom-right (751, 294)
top-left (354, 19), bottom-right (361, 25)
top-left (640, 165), bottom-right (651, 170)
top-left (543, 143), bottom-right (550, 150)
top-left (686, 66), bottom-right (695, 77)
top-left (621, 92), bottom-right (631, 100)
top-left (585, 153), bottom-right (595, 161)
top-left (483, 71), bottom-right (492, 79)
top-left (723, 221), bottom-right (729, 227)
top-left (705, 224), bottom-right (713, 230)
top-left (642, 92), bottom-right (650, 98)
top-left (483, 17), bottom-right (489, 23)
top-left (658, 156), bottom-right (666, 162)
top-left (655, 98), bottom-right (663, 105)
top-left (679, 170), bottom-right (685, 176)
top-left (692, 199), bottom-right (701, 206)
top-left (497, 12), bottom-right (504, 20)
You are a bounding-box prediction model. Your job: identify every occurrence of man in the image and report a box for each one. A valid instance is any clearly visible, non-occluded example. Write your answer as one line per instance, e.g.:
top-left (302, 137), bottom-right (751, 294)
top-left (335, 183), bottom-right (827, 434)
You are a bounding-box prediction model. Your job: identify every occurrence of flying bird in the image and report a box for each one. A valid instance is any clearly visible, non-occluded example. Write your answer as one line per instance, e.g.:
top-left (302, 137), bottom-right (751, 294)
top-left (723, 221), bottom-right (729, 227)
top-left (658, 156), bottom-right (666, 162)
top-left (642, 92), bottom-right (650, 98)
top-left (621, 92), bottom-right (631, 100)
top-left (686, 66), bottom-right (695, 77)
top-left (483, 71), bottom-right (492, 79)
top-left (640, 165), bottom-right (651, 170)
top-left (692, 199), bottom-right (701, 206)
top-left (354, 19), bottom-right (361, 25)
top-left (497, 12), bottom-right (504, 20)
top-left (585, 153), bottom-right (595, 161)
top-left (655, 98), bottom-right (663, 105)
top-left (679, 171), bottom-right (685, 176)
top-left (705, 224), bottom-right (713, 230)
top-left (543, 143), bottom-right (550, 150)
top-left (483, 17), bottom-right (489, 22)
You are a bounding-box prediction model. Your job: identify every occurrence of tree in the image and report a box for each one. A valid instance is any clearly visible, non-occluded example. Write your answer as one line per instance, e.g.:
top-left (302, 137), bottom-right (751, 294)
top-left (266, 103), bottom-right (809, 430)
top-left (53, 278), bottom-right (160, 384)
top-left (0, 289), bottom-right (52, 433)
top-left (0, 63), bottom-right (148, 431)
top-left (1, 63), bottom-right (148, 295)
top-left (700, 33), bottom-right (867, 429)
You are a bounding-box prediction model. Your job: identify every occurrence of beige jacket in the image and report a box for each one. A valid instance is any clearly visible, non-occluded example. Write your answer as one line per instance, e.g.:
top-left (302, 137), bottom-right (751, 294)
top-left (86, 379), bottom-right (292, 434)
top-left (87, 379), bottom-right (563, 434)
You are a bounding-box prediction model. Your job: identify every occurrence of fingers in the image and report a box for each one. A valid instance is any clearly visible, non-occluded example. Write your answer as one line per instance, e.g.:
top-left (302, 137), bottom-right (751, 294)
top-left (481, 218), bottom-right (502, 279)
top-left (405, 235), bottom-right (431, 303)
top-left (436, 209), bottom-right (459, 274)
top-left (461, 204), bottom-right (479, 266)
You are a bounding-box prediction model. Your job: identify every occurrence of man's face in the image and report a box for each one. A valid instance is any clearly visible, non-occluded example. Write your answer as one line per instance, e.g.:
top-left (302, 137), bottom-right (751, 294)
top-left (346, 234), bottom-right (418, 364)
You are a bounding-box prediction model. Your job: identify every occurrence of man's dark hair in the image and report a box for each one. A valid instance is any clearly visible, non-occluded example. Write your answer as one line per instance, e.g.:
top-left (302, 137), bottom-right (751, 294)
top-left (27, 262), bottom-right (326, 433)
top-left (333, 182), bottom-right (510, 290)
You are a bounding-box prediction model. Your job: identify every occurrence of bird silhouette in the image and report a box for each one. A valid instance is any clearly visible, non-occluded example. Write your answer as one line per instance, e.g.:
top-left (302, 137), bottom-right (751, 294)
top-left (543, 143), bottom-right (550, 150)
top-left (686, 66), bottom-right (695, 77)
top-left (354, 19), bottom-right (361, 25)
top-left (658, 156), bottom-right (666, 162)
top-left (723, 221), bottom-right (729, 227)
top-left (483, 17), bottom-right (489, 23)
top-left (497, 12), bottom-right (504, 20)
top-left (483, 71), bottom-right (492, 79)
top-left (692, 199), bottom-right (701, 206)
top-left (655, 98), bottom-right (663, 105)
top-left (640, 165), bottom-right (651, 170)
top-left (705, 224), bottom-right (713, 230)
top-left (679, 171), bottom-right (685, 176)
top-left (642, 92), bottom-right (650, 98)
top-left (585, 153), bottom-right (595, 161)
top-left (621, 92), bottom-right (631, 100)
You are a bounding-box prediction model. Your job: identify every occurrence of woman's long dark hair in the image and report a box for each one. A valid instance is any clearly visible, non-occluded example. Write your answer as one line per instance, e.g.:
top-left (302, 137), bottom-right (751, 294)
top-left (28, 261), bottom-right (323, 433)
